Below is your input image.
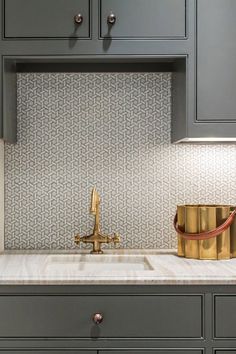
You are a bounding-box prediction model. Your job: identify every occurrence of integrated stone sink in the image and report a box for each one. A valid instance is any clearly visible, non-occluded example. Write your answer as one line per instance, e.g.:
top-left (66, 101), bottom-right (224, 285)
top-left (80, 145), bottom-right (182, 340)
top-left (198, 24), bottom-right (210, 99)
top-left (44, 255), bottom-right (154, 272)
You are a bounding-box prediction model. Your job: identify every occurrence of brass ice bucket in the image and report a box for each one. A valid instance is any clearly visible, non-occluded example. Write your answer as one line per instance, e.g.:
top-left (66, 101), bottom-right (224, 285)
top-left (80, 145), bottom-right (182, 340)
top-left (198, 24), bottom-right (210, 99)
top-left (174, 205), bottom-right (236, 260)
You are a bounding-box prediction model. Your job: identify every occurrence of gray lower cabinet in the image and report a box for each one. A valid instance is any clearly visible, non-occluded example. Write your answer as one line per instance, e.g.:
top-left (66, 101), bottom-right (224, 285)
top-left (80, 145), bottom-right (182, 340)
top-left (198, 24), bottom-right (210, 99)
top-left (214, 295), bottom-right (236, 338)
top-left (0, 285), bottom-right (235, 353)
top-left (0, 352), bottom-right (95, 354)
top-left (0, 295), bottom-right (202, 338)
top-left (99, 352), bottom-right (203, 354)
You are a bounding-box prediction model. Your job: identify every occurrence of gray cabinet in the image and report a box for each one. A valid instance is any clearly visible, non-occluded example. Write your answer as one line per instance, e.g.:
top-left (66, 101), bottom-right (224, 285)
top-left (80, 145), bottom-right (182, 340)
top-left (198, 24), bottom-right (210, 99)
top-left (214, 295), bottom-right (236, 338)
top-left (4, 0), bottom-right (90, 38)
top-left (215, 352), bottom-right (236, 354)
top-left (0, 352), bottom-right (95, 354)
top-left (173, 0), bottom-right (236, 142)
top-left (0, 294), bottom-right (202, 338)
top-left (100, 0), bottom-right (187, 39)
top-left (192, 0), bottom-right (236, 140)
top-left (0, 285), bottom-right (234, 353)
top-left (100, 352), bottom-right (203, 354)
top-left (3, 0), bottom-right (236, 142)
top-left (197, 0), bottom-right (236, 122)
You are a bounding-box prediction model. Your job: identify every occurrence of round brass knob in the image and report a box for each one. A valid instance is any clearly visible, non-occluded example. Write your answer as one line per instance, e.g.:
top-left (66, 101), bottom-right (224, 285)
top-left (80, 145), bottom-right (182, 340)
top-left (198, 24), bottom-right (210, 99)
top-left (93, 313), bottom-right (103, 324)
top-left (107, 13), bottom-right (116, 25)
top-left (74, 13), bottom-right (83, 24)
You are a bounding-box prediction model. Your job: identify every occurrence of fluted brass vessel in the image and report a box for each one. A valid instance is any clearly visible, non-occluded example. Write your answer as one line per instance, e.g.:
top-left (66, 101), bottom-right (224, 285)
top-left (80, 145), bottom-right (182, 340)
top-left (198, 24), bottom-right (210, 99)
top-left (176, 205), bottom-right (236, 260)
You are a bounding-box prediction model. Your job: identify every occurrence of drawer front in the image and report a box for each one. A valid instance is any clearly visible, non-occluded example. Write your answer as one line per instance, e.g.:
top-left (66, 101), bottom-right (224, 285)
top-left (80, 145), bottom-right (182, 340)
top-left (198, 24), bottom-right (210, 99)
top-left (215, 352), bottom-right (236, 354)
top-left (0, 295), bottom-right (202, 338)
top-left (4, 0), bottom-right (90, 38)
top-left (215, 295), bottom-right (236, 338)
top-left (100, 0), bottom-right (186, 39)
top-left (0, 352), bottom-right (95, 354)
top-left (101, 352), bottom-right (203, 354)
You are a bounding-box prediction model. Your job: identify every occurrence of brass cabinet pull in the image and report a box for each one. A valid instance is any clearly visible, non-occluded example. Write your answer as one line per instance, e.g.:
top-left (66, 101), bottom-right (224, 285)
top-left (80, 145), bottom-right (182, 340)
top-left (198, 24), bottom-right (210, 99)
top-left (93, 313), bottom-right (103, 324)
top-left (74, 13), bottom-right (83, 24)
top-left (107, 13), bottom-right (116, 25)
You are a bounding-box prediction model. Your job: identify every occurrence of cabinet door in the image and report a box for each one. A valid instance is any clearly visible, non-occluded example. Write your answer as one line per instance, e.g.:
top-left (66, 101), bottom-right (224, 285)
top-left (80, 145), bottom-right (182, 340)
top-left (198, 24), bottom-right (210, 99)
top-left (100, 0), bottom-right (186, 39)
top-left (197, 0), bottom-right (236, 122)
top-left (4, 0), bottom-right (90, 38)
top-left (214, 295), bottom-right (236, 338)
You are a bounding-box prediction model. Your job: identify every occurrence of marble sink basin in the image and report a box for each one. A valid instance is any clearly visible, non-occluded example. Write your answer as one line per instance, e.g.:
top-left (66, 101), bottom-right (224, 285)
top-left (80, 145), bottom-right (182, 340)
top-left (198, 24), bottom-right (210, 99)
top-left (44, 255), bottom-right (154, 272)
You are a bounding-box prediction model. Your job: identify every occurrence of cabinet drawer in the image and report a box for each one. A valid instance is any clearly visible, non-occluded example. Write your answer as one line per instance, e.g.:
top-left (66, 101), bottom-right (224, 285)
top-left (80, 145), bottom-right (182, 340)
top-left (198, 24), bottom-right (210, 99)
top-left (4, 0), bottom-right (90, 38)
top-left (0, 352), bottom-right (95, 354)
top-left (100, 0), bottom-right (186, 39)
top-left (215, 352), bottom-right (236, 354)
top-left (101, 352), bottom-right (203, 354)
top-left (215, 295), bottom-right (236, 338)
top-left (0, 295), bottom-right (203, 338)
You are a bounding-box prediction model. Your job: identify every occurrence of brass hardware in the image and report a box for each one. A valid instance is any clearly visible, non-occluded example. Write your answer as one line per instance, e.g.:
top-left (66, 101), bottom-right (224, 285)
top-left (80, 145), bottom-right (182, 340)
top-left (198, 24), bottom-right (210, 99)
top-left (184, 206), bottom-right (199, 259)
top-left (74, 13), bottom-right (83, 24)
top-left (176, 205), bottom-right (236, 260)
top-left (177, 205), bottom-right (185, 257)
top-left (199, 206), bottom-right (217, 260)
top-left (230, 206), bottom-right (236, 257)
top-left (217, 207), bottom-right (231, 260)
top-left (74, 187), bottom-right (120, 254)
top-left (107, 13), bottom-right (116, 24)
top-left (93, 313), bottom-right (103, 324)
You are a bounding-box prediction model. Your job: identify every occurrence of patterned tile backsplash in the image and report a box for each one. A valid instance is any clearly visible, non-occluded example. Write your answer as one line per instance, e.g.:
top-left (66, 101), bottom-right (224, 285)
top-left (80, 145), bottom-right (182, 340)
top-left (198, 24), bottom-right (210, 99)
top-left (4, 72), bottom-right (236, 250)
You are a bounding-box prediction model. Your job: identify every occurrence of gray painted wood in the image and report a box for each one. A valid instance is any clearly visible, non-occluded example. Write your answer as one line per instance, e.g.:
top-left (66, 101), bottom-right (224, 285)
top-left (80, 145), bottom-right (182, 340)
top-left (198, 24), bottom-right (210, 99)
top-left (0, 285), bottom-right (235, 353)
top-left (0, 56), bottom-right (3, 139)
top-left (171, 59), bottom-right (187, 142)
top-left (0, 352), bottom-right (95, 354)
top-left (100, 0), bottom-right (186, 39)
top-left (197, 0), bottom-right (236, 122)
top-left (0, 294), bottom-right (202, 338)
top-left (215, 352), bottom-right (236, 354)
top-left (214, 295), bottom-right (236, 338)
top-left (4, 0), bottom-right (90, 38)
top-left (2, 0), bottom-right (236, 142)
top-left (3, 59), bottom-right (17, 143)
top-left (101, 352), bottom-right (203, 354)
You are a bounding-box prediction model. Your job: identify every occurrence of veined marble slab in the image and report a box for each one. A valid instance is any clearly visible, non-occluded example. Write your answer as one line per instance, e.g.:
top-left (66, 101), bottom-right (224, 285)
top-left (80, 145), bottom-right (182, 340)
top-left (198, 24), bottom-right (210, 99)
top-left (0, 249), bottom-right (236, 285)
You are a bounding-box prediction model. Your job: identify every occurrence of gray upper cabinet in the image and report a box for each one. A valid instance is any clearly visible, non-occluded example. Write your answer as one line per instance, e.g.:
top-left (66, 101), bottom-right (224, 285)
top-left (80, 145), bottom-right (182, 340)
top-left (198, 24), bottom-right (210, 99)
top-left (173, 0), bottom-right (236, 142)
top-left (197, 0), bottom-right (236, 122)
top-left (100, 0), bottom-right (187, 39)
top-left (4, 0), bottom-right (90, 38)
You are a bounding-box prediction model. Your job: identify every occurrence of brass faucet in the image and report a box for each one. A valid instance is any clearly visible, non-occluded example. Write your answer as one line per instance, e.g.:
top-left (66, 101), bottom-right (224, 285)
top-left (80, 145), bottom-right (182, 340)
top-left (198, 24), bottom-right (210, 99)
top-left (74, 187), bottom-right (120, 254)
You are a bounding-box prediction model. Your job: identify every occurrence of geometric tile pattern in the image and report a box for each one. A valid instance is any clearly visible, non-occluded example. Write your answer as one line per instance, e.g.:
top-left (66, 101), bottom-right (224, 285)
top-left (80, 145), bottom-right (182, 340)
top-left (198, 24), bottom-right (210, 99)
top-left (4, 73), bottom-right (236, 250)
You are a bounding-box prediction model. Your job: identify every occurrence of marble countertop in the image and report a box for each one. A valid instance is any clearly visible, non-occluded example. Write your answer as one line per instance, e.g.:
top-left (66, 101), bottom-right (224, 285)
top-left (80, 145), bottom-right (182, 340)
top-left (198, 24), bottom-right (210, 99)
top-left (0, 249), bottom-right (236, 285)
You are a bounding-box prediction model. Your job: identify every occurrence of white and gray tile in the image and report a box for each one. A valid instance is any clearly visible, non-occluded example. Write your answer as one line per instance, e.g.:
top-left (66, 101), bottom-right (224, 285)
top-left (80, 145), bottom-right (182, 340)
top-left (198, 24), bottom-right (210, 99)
top-left (4, 72), bottom-right (236, 250)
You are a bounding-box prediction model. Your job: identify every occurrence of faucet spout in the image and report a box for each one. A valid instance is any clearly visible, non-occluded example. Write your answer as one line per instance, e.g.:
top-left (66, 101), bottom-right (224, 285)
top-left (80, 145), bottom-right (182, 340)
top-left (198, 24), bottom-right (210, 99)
top-left (90, 187), bottom-right (101, 234)
top-left (74, 187), bottom-right (120, 254)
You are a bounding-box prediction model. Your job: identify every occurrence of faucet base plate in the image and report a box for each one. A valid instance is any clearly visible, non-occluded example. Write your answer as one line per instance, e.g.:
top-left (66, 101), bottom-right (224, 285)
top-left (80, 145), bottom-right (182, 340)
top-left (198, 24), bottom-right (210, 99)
top-left (90, 250), bottom-right (104, 255)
